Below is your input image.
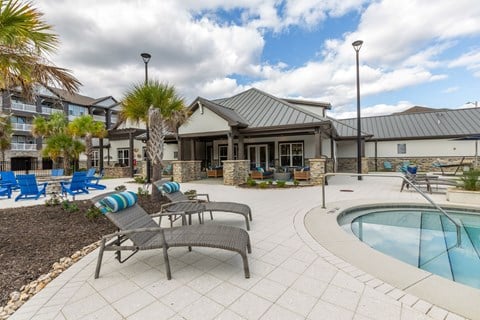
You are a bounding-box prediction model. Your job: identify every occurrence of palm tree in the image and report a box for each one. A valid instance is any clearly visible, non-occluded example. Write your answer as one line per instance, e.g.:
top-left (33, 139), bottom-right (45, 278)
top-left (0, 0), bottom-right (80, 97)
top-left (68, 115), bottom-right (107, 169)
top-left (0, 111), bottom-right (12, 164)
top-left (121, 80), bottom-right (188, 196)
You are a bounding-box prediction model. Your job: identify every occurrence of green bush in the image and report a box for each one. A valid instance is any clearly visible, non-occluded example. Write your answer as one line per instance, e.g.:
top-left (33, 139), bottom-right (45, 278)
top-left (85, 206), bottom-right (102, 220)
top-left (460, 169), bottom-right (480, 191)
top-left (267, 179), bottom-right (273, 185)
top-left (137, 187), bottom-right (149, 197)
top-left (62, 200), bottom-right (79, 213)
top-left (246, 178), bottom-right (257, 187)
top-left (134, 175), bottom-right (146, 184)
top-left (259, 181), bottom-right (268, 189)
top-left (293, 179), bottom-right (300, 186)
top-left (45, 193), bottom-right (62, 206)
top-left (184, 189), bottom-right (197, 200)
top-left (276, 180), bottom-right (286, 188)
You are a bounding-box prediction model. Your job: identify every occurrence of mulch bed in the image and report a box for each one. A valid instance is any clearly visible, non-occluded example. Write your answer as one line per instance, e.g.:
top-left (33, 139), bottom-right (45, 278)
top-left (0, 195), bottom-right (167, 307)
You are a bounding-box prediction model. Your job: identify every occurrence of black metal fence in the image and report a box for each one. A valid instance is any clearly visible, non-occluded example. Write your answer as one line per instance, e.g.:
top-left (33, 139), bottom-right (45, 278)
top-left (0, 159), bottom-right (64, 177)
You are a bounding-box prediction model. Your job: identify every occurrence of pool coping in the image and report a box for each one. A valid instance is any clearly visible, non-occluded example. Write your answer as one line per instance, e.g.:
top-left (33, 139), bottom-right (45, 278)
top-left (304, 199), bottom-right (480, 320)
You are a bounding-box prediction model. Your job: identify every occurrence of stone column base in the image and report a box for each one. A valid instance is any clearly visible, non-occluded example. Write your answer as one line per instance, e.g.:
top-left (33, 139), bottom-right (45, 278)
top-left (361, 157), bottom-right (369, 174)
top-left (309, 158), bottom-right (326, 185)
top-left (172, 160), bottom-right (201, 182)
top-left (223, 160), bottom-right (249, 185)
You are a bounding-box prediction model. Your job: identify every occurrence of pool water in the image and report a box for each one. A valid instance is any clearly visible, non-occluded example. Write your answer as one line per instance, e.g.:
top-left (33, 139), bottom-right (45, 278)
top-left (341, 208), bottom-right (480, 289)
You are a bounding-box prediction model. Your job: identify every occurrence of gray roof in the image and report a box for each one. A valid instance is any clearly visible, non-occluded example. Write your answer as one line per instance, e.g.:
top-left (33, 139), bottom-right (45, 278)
top-left (203, 88), bottom-right (328, 129)
top-left (335, 108), bottom-right (480, 140)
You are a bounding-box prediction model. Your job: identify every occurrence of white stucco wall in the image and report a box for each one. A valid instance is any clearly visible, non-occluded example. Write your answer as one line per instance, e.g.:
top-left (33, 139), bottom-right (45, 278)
top-left (179, 108), bottom-right (229, 135)
top-left (337, 139), bottom-right (477, 158)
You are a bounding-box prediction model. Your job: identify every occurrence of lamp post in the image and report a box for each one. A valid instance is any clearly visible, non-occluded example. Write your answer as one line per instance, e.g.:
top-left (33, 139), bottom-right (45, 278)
top-left (467, 101), bottom-right (478, 167)
top-left (352, 40), bottom-right (363, 181)
top-left (141, 52), bottom-right (151, 182)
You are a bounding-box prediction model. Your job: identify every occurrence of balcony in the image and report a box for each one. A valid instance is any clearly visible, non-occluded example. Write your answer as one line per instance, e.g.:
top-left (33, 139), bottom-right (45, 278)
top-left (92, 114), bottom-right (106, 122)
top-left (11, 123), bottom-right (33, 132)
top-left (11, 101), bottom-right (37, 113)
top-left (11, 143), bottom-right (37, 151)
top-left (42, 106), bottom-right (63, 115)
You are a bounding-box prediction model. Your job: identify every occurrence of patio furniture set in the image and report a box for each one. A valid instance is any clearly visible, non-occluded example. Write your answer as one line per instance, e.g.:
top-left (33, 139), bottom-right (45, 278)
top-left (0, 168), bottom-right (106, 201)
top-left (92, 179), bottom-right (254, 281)
top-left (250, 166), bottom-right (311, 181)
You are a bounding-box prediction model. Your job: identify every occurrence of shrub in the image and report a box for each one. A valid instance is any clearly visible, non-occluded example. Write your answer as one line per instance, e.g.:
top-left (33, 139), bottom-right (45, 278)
top-left (137, 187), bottom-right (149, 197)
top-left (460, 169), bottom-right (480, 191)
top-left (184, 189), bottom-right (197, 200)
top-left (45, 193), bottom-right (62, 206)
top-left (85, 206), bottom-right (102, 220)
top-left (267, 179), bottom-right (273, 185)
top-left (259, 181), bottom-right (268, 189)
top-left (246, 178), bottom-right (257, 187)
top-left (293, 179), bottom-right (300, 186)
top-left (276, 180), bottom-right (286, 188)
top-left (134, 175), bottom-right (146, 184)
top-left (62, 200), bottom-right (79, 213)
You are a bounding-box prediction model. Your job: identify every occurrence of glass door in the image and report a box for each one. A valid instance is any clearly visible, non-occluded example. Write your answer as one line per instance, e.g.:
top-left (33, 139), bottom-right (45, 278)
top-left (248, 144), bottom-right (269, 170)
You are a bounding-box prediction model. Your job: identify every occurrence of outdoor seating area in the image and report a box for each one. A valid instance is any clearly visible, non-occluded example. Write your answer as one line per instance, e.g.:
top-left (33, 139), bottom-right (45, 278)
top-left (207, 166), bottom-right (223, 178)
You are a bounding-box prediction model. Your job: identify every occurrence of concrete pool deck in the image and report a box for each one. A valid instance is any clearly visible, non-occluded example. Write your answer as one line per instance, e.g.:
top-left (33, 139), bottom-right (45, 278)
top-left (3, 175), bottom-right (475, 319)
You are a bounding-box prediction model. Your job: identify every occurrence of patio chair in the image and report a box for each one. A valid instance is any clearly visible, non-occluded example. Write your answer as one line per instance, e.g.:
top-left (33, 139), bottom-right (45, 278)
top-left (293, 167), bottom-right (310, 181)
top-left (162, 164), bottom-right (173, 175)
top-left (383, 161), bottom-right (393, 171)
top-left (154, 180), bottom-right (253, 230)
top-left (85, 168), bottom-right (106, 190)
top-left (61, 171), bottom-right (89, 198)
top-left (0, 171), bottom-right (19, 190)
top-left (92, 191), bottom-right (251, 280)
top-left (250, 167), bottom-right (273, 180)
top-left (0, 184), bottom-right (12, 199)
top-left (51, 168), bottom-right (64, 176)
top-left (15, 174), bottom-right (48, 201)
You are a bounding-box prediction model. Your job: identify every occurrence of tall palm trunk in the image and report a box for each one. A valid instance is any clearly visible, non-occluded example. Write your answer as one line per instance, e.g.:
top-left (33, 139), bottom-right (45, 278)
top-left (148, 107), bottom-right (166, 198)
top-left (85, 133), bottom-right (93, 169)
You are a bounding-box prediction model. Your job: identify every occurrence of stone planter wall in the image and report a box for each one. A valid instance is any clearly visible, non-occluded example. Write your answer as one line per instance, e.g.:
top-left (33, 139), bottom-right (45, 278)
top-left (172, 160), bottom-right (201, 182)
top-left (337, 157), bottom-right (369, 174)
top-left (104, 166), bottom-right (131, 178)
top-left (309, 158), bottom-right (326, 185)
top-left (223, 160), bottom-right (249, 185)
top-left (446, 187), bottom-right (480, 205)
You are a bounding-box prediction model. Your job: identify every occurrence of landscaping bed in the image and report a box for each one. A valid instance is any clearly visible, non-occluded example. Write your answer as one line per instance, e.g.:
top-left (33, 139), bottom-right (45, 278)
top-left (0, 195), bottom-right (166, 308)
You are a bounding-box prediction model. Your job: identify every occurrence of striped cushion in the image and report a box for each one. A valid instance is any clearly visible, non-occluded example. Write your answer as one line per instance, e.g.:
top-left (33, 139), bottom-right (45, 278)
top-left (100, 191), bottom-right (138, 213)
top-left (162, 181), bottom-right (180, 194)
top-left (94, 199), bottom-right (112, 214)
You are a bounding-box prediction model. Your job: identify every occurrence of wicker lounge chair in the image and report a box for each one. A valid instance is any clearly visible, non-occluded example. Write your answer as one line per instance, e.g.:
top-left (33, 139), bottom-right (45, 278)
top-left (92, 192), bottom-right (251, 280)
top-left (61, 171), bottom-right (89, 199)
top-left (154, 180), bottom-right (253, 230)
top-left (15, 174), bottom-right (48, 201)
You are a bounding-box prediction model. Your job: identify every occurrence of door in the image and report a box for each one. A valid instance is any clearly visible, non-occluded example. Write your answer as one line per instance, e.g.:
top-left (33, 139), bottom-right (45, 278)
top-left (248, 144), bottom-right (269, 170)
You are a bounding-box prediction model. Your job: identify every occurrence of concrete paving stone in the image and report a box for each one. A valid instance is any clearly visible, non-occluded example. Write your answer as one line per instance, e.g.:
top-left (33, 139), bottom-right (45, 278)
top-left (187, 272), bottom-right (224, 294)
top-left (214, 309), bottom-right (245, 320)
top-left (229, 292), bottom-right (273, 320)
top-left (412, 299), bottom-right (433, 314)
top-left (61, 293), bottom-right (109, 320)
top-left (178, 296), bottom-right (224, 320)
top-left (144, 278), bottom-right (184, 299)
top-left (206, 282), bottom-right (246, 307)
top-left (265, 266), bottom-right (300, 286)
top-left (278, 257), bottom-right (311, 274)
top-left (111, 289), bottom-right (156, 317)
top-left (126, 301), bottom-right (176, 320)
top-left (331, 271), bottom-right (365, 293)
top-left (276, 287), bottom-right (318, 317)
top-left (321, 284), bottom-right (362, 312)
top-left (399, 293), bottom-right (420, 307)
top-left (291, 275), bottom-right (329, 298)
top-left (98, 279), bottom-right (141, 303)
top-left (427, 306), bottom-right (449, 320)
top-left (308, 299), bottom-right (354, 320)
top-left (160, 285), bottom-right (202, 313)
top-left (259, 304), bottom-right (304, 320)
top-left (249, 278), bottom-right (289, 302)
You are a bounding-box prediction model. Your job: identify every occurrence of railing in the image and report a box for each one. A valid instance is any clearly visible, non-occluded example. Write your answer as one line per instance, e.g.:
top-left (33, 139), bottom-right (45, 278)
top-left (92, 115), bottom-right (106, 122)
top-left (11, 143), bottom-right (37, 151)
top-left (11, 123), bottom-right (33, 131)
top-left (321, 172), bottom-right (462, 247)
top-left (41, 106), bottom-right (62, 115)
top-left (11, 101), bottom-right (37, 113)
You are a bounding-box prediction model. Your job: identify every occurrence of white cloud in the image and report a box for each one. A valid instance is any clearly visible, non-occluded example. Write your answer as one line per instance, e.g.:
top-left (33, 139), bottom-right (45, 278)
top-left (328, 101), bottom-right (413, 119)
top-left (443, 86), bottom-right (459, 94)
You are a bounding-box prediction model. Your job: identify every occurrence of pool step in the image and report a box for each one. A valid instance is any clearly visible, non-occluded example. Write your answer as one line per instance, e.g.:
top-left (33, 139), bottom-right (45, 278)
top-left (419, 213), bottom-right (453, 280)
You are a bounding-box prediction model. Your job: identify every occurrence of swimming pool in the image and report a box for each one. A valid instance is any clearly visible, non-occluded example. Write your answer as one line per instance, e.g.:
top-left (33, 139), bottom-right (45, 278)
top-left (338, 206), bottom-right (480, 290)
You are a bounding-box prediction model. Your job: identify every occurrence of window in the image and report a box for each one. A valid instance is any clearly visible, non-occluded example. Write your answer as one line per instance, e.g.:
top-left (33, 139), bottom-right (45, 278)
top-left (218, 145), bottom-right (238, 162)
top-left (11, 116), bottom-right (26, 124)
top-left (279, 142), bottom-right (304, 167)
top-left (397, 143), bottom-right (406, 154)
top-left (68, 104), bottom-right (87, 117)
top-left (118, 148), bottom-right (129, 166)
top-left (91, 150), bottom-right (99, 168)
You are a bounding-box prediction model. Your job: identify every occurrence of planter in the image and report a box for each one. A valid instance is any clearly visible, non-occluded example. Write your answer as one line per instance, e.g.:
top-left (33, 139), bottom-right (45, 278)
top-left (274, 172), bottom-right (291, 181)
top-left (446, 187), bottom-right (480, 205)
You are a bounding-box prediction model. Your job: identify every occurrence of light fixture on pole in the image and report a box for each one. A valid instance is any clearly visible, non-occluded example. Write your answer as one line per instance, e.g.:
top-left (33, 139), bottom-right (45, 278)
top-left (141, 52), bottom-right (152, 183)
top-left (352, 40), bottom-right (363, 180)
top-left (466, 101), bottom-right (478, 167)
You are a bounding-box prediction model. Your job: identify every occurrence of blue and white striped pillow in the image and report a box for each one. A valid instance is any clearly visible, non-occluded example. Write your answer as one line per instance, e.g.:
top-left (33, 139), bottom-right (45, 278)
top-left (162, 181), bottom-right (180, 194)
top-left (98, 191), bottom-right (138, 213)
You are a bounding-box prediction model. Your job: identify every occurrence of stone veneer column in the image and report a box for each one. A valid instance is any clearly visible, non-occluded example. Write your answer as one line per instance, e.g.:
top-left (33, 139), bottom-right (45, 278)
top-left (223, 160), bottom-right (249, 185)
top-left (309, 158), bottom-right (326, 185)
top-left (172, 160), bottom-right (201, 182)
top-left (361, 157), bottom-right (369, 174)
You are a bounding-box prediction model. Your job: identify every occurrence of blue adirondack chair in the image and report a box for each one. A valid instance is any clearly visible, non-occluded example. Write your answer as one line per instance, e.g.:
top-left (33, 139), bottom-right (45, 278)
top-left (85, 168), bottom-right (106, 190)
top-left (0, 171), bottom-right (19, 190)
top-left (15, 174), bottom-right (48, 201)
top-left (61, 171), bottom-right (89, 198)
top-left (51, 168), bottom-right (64, 176)
top-left (0, 184), bottom-right (12, 199)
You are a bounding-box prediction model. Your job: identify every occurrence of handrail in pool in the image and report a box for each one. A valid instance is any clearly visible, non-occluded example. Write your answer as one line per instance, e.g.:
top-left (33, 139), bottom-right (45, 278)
top-left (321, 173), bottom-right (462, 247)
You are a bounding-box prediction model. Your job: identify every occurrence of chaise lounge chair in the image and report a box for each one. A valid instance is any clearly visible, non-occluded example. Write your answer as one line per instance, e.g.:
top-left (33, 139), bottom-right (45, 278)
top-left (154, 180), bottom-right (253, 230)
top-left (15, 174), bottom-right (48, 201)
top-left (92, 191), bottom-right (251, 280)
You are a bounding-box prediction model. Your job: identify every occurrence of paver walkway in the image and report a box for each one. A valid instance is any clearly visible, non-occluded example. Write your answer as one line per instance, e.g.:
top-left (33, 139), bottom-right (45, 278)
top-left (7, 176), bottom-right (467, 319)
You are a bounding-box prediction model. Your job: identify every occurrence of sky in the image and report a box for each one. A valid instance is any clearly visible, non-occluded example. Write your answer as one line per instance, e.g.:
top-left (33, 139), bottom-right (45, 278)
top-left (38, 0), bottom-right (480, 119)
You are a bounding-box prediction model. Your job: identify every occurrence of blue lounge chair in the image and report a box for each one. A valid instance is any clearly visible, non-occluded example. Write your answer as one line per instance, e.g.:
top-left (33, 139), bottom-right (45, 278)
top-left (51, 168), bottom-right (64, 176)
top-left (61, 171), bottom-right (89, 198)
top-left (383, 161), bottom-right (393, 171)
top-left (0, 171), bottom-right (19, 190)
top-left (0, 184), bottom-right (12, 199)
top-left (15, 174), bottom-right (48, 201)
top-left (85, 168), bottom-right (106, 190)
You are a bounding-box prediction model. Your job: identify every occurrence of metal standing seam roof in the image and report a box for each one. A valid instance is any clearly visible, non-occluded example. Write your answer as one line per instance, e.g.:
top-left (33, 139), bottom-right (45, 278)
top-left (48, 87), bottom-right (116, 108)
top-left (209, 88), bottom-right (328, 129)
top-left (335, 108), bottom-right (480, 140)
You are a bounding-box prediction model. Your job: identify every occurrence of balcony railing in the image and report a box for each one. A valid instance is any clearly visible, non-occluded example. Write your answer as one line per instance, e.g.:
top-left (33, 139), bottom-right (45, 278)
top-left (42, 106), bottom-right (63, 115)
top-left (92, 115), bottom-right (106, 122)
top-left (11, 101), bottom-right (37, 113)
top-left (11, 143), bottom-right (37, 151)
top-left (11, 123), bottom-right (33, 131)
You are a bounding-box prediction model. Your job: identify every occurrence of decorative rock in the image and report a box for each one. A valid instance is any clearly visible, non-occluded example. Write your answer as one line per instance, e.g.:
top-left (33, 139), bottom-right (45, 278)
top-left (8, 292), bottom-right (19, 302)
